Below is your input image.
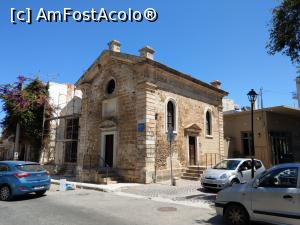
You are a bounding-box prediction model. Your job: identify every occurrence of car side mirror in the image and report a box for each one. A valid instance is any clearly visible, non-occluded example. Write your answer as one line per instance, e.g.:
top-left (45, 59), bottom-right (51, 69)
top-left (253, 179), bottom-right (259, 188)
top-left (272, 177), bottom-right (279, 185)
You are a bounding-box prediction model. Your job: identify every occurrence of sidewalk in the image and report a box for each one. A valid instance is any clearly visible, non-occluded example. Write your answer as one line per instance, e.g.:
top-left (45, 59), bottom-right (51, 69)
top-left (51, 179), bottom-right (140, 192)
top-left (119, 179), bottom-right (217, 208)
top-left (51, 178), bottom-right (217, 208)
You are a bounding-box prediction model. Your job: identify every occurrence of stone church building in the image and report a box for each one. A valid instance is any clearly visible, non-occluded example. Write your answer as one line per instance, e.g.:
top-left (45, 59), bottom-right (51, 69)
top-left (75, 40), bottom-right (228, 183)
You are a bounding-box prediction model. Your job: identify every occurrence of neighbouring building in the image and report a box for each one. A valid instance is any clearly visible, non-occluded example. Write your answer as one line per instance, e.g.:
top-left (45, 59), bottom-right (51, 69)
top-left (73, 40), bottom-right (228, 183)
top-left (224, 106), bottom-right (300, 168)
top-left (40, 82), bottom-right (82, 172)
top-left (222, 98), bottom-right (240, 112)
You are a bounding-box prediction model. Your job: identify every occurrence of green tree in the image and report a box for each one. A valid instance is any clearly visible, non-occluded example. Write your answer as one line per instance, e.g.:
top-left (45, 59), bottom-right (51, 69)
top-left (0, 76), bottom-right (52, 161)
top-left (267, 0), bottom-right (300, 64)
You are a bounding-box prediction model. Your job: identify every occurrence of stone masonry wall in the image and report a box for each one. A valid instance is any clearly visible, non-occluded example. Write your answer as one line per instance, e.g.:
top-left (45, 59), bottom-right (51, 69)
top-left (78, 60), bottom-right (148, 183)
top-left (142, 65), bottom-right (225, 182)
top-left (77, 53), bottom-right (226, 184)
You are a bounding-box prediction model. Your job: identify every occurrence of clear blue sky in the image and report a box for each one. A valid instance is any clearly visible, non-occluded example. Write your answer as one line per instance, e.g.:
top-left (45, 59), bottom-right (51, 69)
top-left (0, 0), bottom-right (298, 123)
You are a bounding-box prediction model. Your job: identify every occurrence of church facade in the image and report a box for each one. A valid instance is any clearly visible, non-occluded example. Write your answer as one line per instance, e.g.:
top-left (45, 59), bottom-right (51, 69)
top-left (75, 40), bottom-right (228, 183)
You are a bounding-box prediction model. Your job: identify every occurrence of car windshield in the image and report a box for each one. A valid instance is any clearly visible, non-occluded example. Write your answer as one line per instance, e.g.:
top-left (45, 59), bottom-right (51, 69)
top-left (16, 164), bottom-right (45, 172)
top-left (213, 160), bottom-right (241, 170)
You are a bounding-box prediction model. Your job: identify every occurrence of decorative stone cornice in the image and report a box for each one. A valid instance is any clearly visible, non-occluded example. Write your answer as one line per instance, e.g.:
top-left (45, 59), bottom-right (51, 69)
top-left (184, 124), bottom-right (202, 136)
top-left (137, 81), bottom-right (157, 92)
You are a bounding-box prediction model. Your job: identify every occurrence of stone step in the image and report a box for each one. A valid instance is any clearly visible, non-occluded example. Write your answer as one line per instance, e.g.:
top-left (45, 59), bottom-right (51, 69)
top-left (103, 176), bottom-right (120, 181)
top-left (181, 175), bottom-right (200, 181)
top-left (185, 170), bottom-right (204, 174)
top-left (182, 172), bottom-right (201, 177)
top-left (187, 167), bottom-right (205, 171)
top-left (183, 170), bottom-right (202, 176)
top-left (99, 177), bottom-right (120, 184)
top-left (106, 180), bottom-right (118, 184)
top-left (187, 165), bottom-right (206, 169)
top-left (185, 168), bottom-right (204, 173)
top-left (96, 168), bottom-right (121, 184)
top-left (97, 172), bottom-right (118, 177)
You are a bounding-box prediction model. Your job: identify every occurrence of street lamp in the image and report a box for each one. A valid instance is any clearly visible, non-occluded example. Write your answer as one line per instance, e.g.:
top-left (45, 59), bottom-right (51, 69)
top-left (247, 89), bottom-right (258, 178)
top-left (167, 125), bottom-right (176, 186)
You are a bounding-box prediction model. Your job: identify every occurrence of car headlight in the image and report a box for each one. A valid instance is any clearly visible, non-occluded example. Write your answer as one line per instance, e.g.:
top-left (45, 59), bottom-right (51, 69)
top-left (220, 173), bottom-right (228, 179)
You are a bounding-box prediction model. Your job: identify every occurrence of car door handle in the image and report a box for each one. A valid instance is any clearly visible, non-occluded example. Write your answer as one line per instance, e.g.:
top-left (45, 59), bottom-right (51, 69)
top-left (283, 195), bottom-right (293, 199)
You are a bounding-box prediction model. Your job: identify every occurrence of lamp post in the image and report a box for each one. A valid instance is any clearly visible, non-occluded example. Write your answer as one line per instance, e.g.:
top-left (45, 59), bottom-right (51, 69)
top-left (167, 125), bottom-right (176, 186)
top-left (247, 89), bottom-right (258, 179)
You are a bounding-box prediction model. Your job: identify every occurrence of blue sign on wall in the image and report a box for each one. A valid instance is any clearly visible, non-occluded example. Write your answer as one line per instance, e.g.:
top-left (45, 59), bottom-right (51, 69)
top-left (138, 123), bottom-right (145, 132)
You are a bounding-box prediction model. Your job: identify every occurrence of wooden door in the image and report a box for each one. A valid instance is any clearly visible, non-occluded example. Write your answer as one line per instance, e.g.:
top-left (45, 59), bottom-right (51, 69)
top-left (189, 136), bottom-right (196, 165)
top-left (105, 134), bottom-right (114, 167)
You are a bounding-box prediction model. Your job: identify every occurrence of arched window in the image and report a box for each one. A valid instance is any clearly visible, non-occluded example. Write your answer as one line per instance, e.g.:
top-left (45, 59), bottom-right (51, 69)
top-left (106, 79), bottom-right (115, 94)
top-left (206, 111), bottom-right (212, 136)
top-left (167, 101), bottom-right (175, 130)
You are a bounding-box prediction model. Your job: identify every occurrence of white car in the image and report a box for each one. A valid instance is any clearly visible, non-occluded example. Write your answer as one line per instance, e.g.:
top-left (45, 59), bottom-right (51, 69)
top-left (201, 158), bottom-right (265, 190)
top-left (215, 163), bottom-right (300, 225)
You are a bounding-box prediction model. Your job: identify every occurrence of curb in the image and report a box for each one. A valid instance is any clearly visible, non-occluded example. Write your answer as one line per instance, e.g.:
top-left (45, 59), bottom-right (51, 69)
top-left (51, 179), bottom-right (114, 192)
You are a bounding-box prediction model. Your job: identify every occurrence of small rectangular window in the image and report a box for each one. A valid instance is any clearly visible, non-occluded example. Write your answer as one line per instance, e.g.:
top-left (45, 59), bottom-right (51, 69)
top-left (241, 132), bottom-right (252, 156)
top-left (65, 118), bottom-right (79, 140)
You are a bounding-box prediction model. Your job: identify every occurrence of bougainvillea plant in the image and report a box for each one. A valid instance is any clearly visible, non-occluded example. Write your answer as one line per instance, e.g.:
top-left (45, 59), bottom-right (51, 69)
top-left (0, 76), bottom-right (52, 161)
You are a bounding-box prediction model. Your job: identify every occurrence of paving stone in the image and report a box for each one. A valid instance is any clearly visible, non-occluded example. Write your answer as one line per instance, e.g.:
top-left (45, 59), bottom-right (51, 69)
top-left (120, 179), bottom-right (217, 206)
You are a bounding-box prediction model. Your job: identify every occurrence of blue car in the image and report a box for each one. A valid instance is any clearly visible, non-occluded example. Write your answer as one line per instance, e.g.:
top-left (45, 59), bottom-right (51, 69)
top-left (0, 161), bottom-right (51, 201)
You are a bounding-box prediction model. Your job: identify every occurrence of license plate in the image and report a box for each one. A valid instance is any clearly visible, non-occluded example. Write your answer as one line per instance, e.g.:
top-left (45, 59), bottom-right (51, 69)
top-left (34, 186), bottom-right (45, 190)
top-left (204, 179), bottom-right (216, 184)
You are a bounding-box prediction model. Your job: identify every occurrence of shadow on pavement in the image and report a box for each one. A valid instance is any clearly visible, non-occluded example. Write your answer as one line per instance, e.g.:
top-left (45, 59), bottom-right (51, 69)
top-left (9, 193), bottom-right (46, 202)
top-left (195, 216), bottom-right (271, 225)
top-left (186, 193), bottom-right (216, 201)
top-left (174, 192), bottom-right (216, 205)
top-left (195, 215), bottom-right (223, 225)
top-left (197, 187), bottom-right (219, 194)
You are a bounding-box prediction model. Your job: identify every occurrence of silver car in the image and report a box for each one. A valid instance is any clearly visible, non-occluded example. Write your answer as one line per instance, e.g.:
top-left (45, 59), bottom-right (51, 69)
top-left (215, 163), bottom-right (300, 225)
top-left (201, 158), bottom-right (265, 190)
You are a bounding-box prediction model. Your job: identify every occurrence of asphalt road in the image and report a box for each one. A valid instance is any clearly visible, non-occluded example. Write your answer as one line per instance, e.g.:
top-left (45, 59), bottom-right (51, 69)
top-left (0, 187), bottom-right (222, 225)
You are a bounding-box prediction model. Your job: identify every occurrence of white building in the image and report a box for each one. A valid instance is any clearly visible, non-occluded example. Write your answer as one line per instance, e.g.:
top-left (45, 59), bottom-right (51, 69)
top-left (41, 82), bottom-right (82, 166)
top-left (222, 98), bottom-right (240, 112)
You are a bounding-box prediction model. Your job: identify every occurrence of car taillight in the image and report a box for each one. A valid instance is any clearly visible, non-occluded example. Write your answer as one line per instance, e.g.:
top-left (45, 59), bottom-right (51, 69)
top-left (14, 172), bottom-right (30, 178)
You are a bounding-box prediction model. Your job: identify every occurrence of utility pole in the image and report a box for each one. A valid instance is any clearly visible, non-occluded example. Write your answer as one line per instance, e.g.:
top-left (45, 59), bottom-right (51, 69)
top-left (260, 88), bottom-right (264, 109)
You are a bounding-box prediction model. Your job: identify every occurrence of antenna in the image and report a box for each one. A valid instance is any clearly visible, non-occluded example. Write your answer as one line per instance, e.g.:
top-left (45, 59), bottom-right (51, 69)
top-left (260, 87), bottom-right (264, 109)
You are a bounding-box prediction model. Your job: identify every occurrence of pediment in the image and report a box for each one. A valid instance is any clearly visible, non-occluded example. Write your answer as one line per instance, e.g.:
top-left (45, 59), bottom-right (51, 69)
top-left (184, 124), bottom-right (201, 135)
top-left (99, 119), bottom-right (117, 129)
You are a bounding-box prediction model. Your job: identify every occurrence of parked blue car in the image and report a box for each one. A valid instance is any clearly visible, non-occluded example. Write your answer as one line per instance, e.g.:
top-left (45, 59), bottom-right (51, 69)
top-left (0, 161), bottom-right (51, 201)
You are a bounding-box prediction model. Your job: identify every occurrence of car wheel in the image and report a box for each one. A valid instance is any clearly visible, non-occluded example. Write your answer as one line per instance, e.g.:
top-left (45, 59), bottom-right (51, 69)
top-left (224, 204), bottom-right (249, 225)
top-left (35, 190), bottom-right (47, 196)
top-left (0, 185), bottom-right (11, 201)
top-left (230, 179), bottom-right (240, 185)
